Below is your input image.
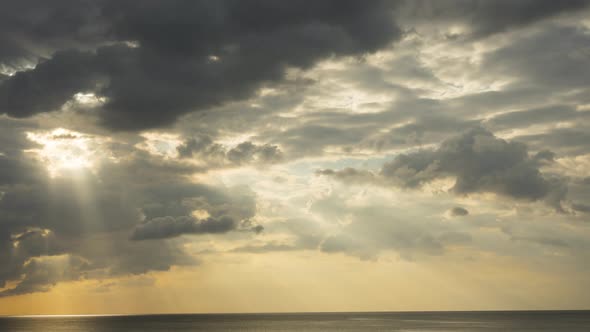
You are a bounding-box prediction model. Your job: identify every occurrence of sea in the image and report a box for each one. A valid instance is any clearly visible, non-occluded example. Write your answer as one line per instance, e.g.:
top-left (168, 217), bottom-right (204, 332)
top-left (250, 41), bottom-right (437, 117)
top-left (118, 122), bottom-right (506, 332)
top-left (0, 311), bottom-right (588, 331)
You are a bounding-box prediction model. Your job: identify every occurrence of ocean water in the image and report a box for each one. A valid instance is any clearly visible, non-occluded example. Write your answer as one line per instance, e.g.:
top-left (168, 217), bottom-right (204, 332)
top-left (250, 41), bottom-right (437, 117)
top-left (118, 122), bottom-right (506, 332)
top-left (0, 311), bottom-right (588, 331)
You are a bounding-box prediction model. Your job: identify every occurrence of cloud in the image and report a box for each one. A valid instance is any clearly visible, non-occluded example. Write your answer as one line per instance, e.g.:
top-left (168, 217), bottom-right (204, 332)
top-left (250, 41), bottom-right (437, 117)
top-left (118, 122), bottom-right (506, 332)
top-left (0, 1), bottom-right (589, 303)
top-left (485, 105), bottom-right (590, 131)
top-left (131, 215), bottom-right (237, 240)
top-left (449, 207), bottom-right (469, 217)
top-left (177, 135), bottom-right (283, 167)
top-left (402, 0), bottom-right (590, 38)
top-left (306, 192), bottom-right (475, 260)
top-left (0, 0), bottom-right (402, 131)
top-left (0, 125), bottom-right (261, 296)
top-left (0, 255), bottom-right (88, 298)
top-left (320, 128), bottom-right (568, 210)
top-left (572, 203), bottom-right (590, 213)
top-left (483, 25), bottom-right (590, 89)
top-left (518, 128), bottom-right (590, 157)
top-left (315, 168), bottom-right (376, 184)
top-left (0, 0), bottom-right (107, 67)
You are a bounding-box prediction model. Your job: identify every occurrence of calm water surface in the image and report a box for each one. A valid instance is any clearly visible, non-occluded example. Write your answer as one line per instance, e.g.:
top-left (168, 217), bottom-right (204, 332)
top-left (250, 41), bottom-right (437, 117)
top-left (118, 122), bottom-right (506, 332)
top-left (0, 311), bottom-right (588, 331)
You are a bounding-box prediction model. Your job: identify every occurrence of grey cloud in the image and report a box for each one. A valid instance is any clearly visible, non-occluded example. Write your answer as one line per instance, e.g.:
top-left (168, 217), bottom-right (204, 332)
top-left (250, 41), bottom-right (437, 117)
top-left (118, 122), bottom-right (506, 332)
top-left (484, 26), bottom-right (590, 90)
top-left (131, 215), bottom-right (237, 241)
top-left (316, 168), bottom-right (376, 184)
top-left (449, 207), bottom-right (469, 217)
top-left (177, 135), bottom-right (222, 159)
top-left (0, 127), bottom-right (260, 296)
top-left (0, 0), bottom-right (588, 301)
top-left (0, 0), bottom-right (402, 130)
top-left (10, 229), bottom-right (64, 258)
top-left (512, 235), bottom-right (570, 248)
top-left (433, 25), bottom-right (590, 131)
top-left (0, 0), bottom-right (107, 67)
top-left (0, 50), bottom-right (100, 118)
top-left (0, 255), bottom-right (89, 298)
top-left (227, 142), bottom-right (283, 165)
top-left (518, 128), bottom-right (590, 156)
top-left (367, 114), bottom-right (478, 152)
top-left (0, 174), bottom-right (143, 235)
top-left (177, 135), bottom-right (283, 167)
top-left (0, 154), bottom-right (43, 186)
top-left (230, 242), bottom-right (298, 254)
top-left (403, 0), bottom-right (590, 38)
top-left (72, 232), bottom-right (196, 277)
top-left (486, 105), bottom-right (590, 131)
top-left (572, 203), bottom-right (590, 213)
top-left (320, 128), bottom-right (568, 210)
top-left (259, 93), bottom-right (478, 157)
top-left (273, 124), bottom-right (379, 157)
top-left (0, 117), bottom-right (39, 155)
top-left (380, 128), bottom-right (566, 208)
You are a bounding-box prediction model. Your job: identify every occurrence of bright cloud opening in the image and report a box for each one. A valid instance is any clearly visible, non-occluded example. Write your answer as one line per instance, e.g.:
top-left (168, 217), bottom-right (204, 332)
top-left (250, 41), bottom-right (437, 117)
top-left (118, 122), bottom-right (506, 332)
top-left (26, 128), bottom-right (110, 177)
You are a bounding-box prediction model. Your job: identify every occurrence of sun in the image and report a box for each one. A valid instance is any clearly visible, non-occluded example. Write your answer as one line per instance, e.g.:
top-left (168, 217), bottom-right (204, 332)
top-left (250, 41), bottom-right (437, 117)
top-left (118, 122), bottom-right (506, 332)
top-left (26, 128), bottom-right (108, 177)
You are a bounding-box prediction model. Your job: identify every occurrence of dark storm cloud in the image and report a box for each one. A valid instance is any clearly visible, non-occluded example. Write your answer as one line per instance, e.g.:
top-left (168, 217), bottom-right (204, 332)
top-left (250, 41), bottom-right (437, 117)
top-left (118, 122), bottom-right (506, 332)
top-left (0, 0), bottom-right (402, 130)
top-left (0, 0), bottom-right (107, 67)
top-left (0, 50), bottom-right (101, 118)
top-left (320, 128), bottom-right (568, 210)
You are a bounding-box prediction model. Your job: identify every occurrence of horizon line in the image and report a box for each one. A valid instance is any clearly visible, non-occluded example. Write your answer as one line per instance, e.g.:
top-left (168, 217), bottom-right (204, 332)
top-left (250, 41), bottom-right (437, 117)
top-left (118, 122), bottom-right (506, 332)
top-left (3, 309), bottom-right (590, 318)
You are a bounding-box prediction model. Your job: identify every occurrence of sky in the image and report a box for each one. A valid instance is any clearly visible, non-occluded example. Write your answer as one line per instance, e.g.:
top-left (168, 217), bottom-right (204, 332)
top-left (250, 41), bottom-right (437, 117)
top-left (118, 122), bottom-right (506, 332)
top-left (0, 0), bottom-right (590, 315)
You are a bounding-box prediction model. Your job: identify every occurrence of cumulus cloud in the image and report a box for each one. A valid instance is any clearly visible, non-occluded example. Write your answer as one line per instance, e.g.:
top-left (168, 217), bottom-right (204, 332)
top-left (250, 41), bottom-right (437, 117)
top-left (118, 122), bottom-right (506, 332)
top-left (177, 135), bottom-right (283, 167)
top-left (321, 128), bottom-right (568, 210)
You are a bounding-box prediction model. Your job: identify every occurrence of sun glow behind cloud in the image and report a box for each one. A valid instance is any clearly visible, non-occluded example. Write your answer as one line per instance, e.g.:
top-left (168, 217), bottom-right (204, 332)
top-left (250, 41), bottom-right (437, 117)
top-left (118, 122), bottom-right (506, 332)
top-left (26, 128), bottom-right (110, 177)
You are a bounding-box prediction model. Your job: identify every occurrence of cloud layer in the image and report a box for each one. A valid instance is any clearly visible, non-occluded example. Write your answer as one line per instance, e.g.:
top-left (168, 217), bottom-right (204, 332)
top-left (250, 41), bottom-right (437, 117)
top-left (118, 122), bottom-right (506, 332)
top-left (0, 1), bottom-right (589, 305)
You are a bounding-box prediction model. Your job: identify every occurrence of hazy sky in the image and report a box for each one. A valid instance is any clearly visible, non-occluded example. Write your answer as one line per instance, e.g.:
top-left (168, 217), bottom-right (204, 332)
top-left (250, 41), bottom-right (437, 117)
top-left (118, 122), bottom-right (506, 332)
top-left (1, 0), bottom-right (590, 315)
